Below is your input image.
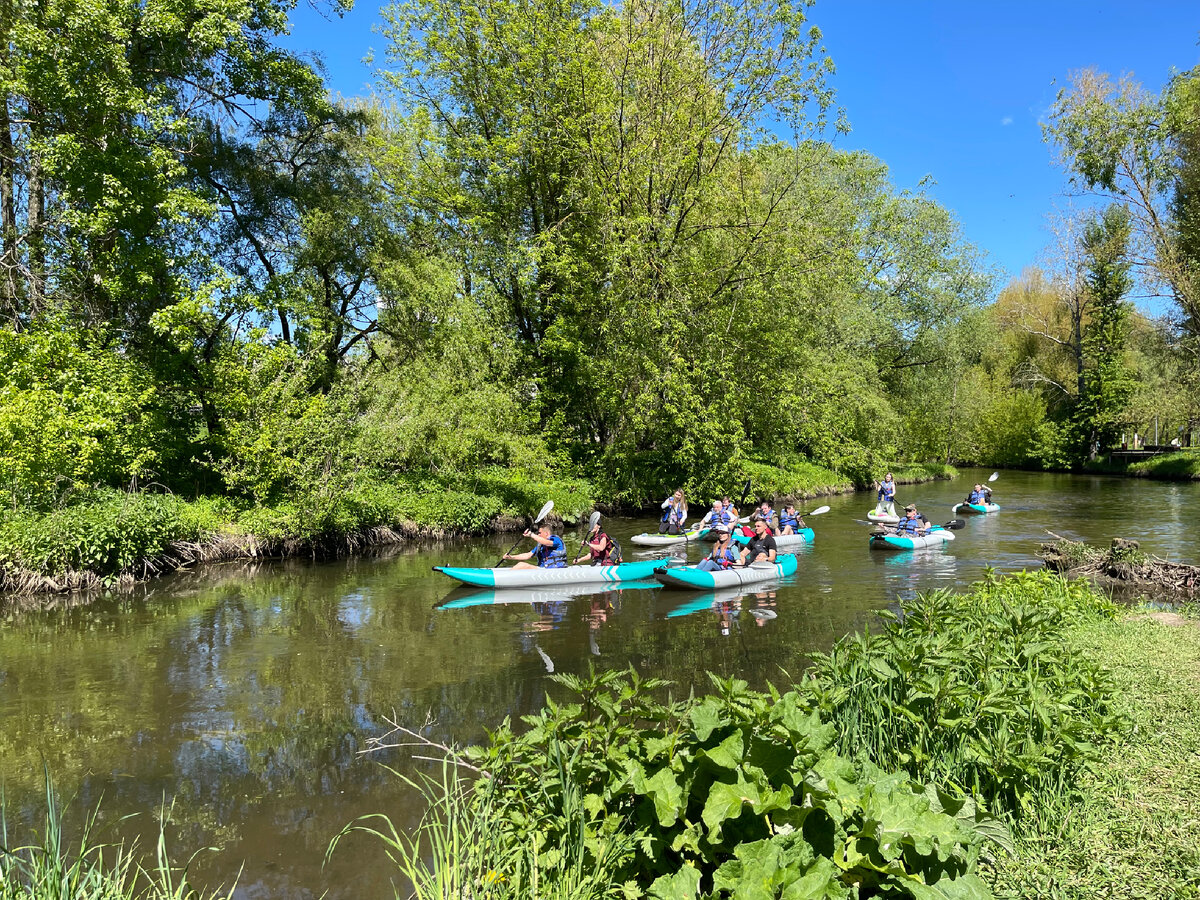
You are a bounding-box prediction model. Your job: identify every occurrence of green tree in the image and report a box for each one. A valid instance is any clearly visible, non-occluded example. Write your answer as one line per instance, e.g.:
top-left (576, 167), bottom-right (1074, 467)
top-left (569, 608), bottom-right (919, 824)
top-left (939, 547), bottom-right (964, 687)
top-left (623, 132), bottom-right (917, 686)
top-left (1074, 204), bottom-right (1134, 457)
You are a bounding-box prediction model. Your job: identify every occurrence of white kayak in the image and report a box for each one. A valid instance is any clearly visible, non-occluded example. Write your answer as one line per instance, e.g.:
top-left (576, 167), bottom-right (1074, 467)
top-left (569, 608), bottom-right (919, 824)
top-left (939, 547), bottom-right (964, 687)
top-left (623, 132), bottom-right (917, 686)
top-left (729, 527), bottom-right (813, 549)
top-left (653, 553), bottom-right (798, 590)
top-left (434, 558), bottom-right (667, 588)
top-left (629, 529), bottom-right (703, 546)
top-left (952, 501), bottom-right (1000, 514)
top-left (866, 509), bottom-right (900, 524)
top-left (869, 527), bottom-right (954, 551)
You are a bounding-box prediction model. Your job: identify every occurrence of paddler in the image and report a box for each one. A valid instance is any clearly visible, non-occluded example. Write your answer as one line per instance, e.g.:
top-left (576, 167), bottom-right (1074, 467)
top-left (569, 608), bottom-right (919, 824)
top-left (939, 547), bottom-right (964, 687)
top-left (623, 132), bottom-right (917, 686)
top-left (698, 499), bottom-right (735, 533)
top-left (696, 526), bottom-right (740, 571)
top-left (741, 517), bottom-right (778, 564)
top-left (751, 500), bottom-right (775, 532)
top-left (574, 518), bottom-right (619, 566)
top-left (659, 489), bottom-right (689, 535)
top-left (965, 483), bottom-right (992, 505)
top-left (778, 503), bottom-right (805, 535)
top-left (503, 522), bottom-right (568, 569)
top-left (875, 472), bottom-right (897, 516)
top-left (894, 504), bottom-right (928, 536)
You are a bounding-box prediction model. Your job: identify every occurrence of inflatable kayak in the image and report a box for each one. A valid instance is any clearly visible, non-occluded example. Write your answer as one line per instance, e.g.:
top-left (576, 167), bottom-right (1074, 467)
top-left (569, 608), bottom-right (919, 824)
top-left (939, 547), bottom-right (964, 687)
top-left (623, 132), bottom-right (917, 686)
top-left (434, 558), bottom-right (667, 588)
top-left (869, 527), bottom-right (953, 551)
top-left (629, 529), bottom-right (702, 546)
top-left (952, 502), bottom-right (1000, 515)
top-left (866, 510), bottom-right (900, 524)
top-left (653, 553), bottom-right (798, 590)
top-left (729, 527), bottom-right (813, 548)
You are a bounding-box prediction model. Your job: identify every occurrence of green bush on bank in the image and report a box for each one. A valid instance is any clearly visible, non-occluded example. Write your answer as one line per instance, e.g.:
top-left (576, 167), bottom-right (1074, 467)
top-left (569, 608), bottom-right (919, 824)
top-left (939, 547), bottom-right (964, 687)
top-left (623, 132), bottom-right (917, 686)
top-left (805, 570), bottom-right (1125, 822)
top-left (342, 668), bottom-right (1003, 900)
top-left (0, 491), bottom-right (231, 579)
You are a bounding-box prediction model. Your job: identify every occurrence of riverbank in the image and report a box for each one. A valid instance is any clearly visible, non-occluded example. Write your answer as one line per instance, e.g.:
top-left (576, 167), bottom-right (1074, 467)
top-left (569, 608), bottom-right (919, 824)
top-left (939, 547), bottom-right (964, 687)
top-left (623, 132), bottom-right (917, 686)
top-left (1083, 450), bottom-right (1200, 480)
top-left (986, 609), bottom-right (1200, 898)
top-left (0, 462), bottom-right (956, 601)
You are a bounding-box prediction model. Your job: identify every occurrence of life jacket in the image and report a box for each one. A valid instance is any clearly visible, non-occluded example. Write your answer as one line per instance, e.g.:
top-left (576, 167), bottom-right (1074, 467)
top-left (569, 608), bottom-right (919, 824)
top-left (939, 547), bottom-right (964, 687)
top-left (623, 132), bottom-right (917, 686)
top-left (590, 533), bottom-right (623, 566)
top-left (535, 535), bottom-right (567, 568)
top-left (661, 500), bottom-right (685, 526)
top-left (879, 480), bottom-right (896, 501)
top-left (967, 490), bottom-right (985, 504)
top-left (779, 510), bottom-right (799, 530)
top-left (705, 509), bottom-right (733, 528)
top-left (898, 515), bottom-right (922, 536)
top-left (710, 545), bottom-right (739, 568)
top-left (754, 508), bottom-right (774, 527)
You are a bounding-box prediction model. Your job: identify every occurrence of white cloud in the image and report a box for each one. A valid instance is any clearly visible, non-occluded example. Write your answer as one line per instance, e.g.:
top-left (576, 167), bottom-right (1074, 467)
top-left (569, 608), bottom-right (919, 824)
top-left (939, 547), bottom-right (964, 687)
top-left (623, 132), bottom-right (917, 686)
top-left (1001, 116), bottom-right (1014, 126)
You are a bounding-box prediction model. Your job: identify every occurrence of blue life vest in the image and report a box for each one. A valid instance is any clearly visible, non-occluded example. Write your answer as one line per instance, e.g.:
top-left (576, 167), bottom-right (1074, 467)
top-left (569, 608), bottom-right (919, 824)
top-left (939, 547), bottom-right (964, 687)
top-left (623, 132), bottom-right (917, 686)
top-left (754, 507), bottom-right (774, 524)
top-left (535, 535), bottom-right (567, 568)
top-left (710, 545), bottom-right (739, 568)
top-left (880, 480), bottom-right (896, 501)
top-left (898, 515), bottom-right (923, 536)
top-left (706, 509), bottom-right (733, 528)
top-left (967, 490), bottom-right (985, 504)
top-left (661, 500), bottom-right (685, 526)
top-left (779, 510), bottom-right (799, 529)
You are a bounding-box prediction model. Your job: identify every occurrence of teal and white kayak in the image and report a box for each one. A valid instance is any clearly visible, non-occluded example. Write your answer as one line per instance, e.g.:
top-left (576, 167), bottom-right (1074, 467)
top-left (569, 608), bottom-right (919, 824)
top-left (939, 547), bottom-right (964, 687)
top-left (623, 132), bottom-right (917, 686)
top-left (653, 553), bottom-right (798, 591)
top-left (866, 509), bottom-right (900, 524)
top-left (869, 527), bottom-right (953, 551)
top-left (952, 501), bottom-right (1000, 515)
top-left (729, 527), bottom-right (813, 549)
top-left (629, 529), bottom-right (702, 547)
top-left (434, 558), bottom-right (667, 588)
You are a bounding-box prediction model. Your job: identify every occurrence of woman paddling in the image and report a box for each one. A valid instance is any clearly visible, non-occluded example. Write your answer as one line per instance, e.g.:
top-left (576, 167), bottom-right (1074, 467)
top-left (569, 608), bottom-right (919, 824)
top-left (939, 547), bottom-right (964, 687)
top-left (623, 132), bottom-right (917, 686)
top-left (659, 489), bottom-right (689, 535)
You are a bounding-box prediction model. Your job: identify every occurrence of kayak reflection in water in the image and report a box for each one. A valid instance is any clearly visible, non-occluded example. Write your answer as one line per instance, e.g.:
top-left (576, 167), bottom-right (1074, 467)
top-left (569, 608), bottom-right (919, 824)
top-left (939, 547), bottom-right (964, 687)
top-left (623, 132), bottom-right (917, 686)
top-left (584, 591), bottom-right (622, 656)
top-left (503, 522), bottom-right (567, 569)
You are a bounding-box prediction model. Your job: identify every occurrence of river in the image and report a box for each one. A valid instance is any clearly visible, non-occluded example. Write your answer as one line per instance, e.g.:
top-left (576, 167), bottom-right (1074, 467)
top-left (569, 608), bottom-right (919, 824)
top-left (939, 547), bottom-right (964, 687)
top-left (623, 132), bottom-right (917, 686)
top-left (0, 469), bottom-right (1195, 898)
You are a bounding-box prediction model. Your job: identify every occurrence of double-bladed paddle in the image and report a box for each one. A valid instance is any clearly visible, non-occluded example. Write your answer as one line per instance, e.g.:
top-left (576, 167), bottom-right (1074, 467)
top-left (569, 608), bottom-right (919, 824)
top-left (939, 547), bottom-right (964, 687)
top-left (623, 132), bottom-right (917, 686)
top-left (495, 500), bottom-right (555, 567)
top-left (574, 510), bottom-right (603, 564)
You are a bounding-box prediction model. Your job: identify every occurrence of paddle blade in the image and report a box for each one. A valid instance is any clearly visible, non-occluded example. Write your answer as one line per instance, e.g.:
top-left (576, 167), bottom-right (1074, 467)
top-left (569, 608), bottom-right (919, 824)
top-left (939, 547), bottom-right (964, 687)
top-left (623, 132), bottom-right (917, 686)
top-left (805, 505), bottom-right (831, 516)
top-left (943, 518), bottom-right (967, 530)
top-left (533, 500), bottom-right (555, 523)
top-left (737, 516), bottom-right (750, 524)
top-left (988, 471), bottom-right (999, 482)
top-left (587, 510), bottom-right (602, 531)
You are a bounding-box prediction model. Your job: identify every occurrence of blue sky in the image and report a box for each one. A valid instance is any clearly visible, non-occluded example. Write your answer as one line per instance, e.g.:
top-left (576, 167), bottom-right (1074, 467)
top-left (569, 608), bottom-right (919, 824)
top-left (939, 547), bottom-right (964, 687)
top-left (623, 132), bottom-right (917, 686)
top-left (281, 0), bottom-right (1200, 301)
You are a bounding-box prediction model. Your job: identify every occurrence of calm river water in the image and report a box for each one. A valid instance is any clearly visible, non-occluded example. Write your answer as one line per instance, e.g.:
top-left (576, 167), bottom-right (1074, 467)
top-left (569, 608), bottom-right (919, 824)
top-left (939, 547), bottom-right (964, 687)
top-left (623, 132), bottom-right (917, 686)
top-left (1, 469), bottom-right (1196, 898)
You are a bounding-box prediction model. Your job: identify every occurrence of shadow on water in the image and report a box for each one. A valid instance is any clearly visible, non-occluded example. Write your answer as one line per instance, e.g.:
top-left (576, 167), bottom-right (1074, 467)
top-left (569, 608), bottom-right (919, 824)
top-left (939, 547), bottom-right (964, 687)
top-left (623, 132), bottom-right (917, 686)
top-left (1, 469), bottom-right (1197, 897)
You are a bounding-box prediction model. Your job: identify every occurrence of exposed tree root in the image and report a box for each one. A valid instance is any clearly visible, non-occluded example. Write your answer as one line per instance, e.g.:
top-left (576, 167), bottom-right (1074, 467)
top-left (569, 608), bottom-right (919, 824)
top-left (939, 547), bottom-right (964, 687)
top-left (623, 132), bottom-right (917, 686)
top-left (1039, 535), bottom-right (1200, 596)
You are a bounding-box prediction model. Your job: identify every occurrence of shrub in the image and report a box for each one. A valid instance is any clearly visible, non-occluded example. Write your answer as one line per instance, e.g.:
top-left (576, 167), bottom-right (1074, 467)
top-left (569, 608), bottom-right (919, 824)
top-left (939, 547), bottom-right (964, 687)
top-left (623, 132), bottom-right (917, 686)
top-left (805, 571), bottom-right (1126, 820)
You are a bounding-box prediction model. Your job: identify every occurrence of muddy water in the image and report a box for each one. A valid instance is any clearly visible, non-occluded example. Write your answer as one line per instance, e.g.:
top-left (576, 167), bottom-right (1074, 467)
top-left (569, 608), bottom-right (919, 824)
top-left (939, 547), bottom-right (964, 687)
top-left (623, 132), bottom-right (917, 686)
top-left (0, 469), bottom-right (1196, 898)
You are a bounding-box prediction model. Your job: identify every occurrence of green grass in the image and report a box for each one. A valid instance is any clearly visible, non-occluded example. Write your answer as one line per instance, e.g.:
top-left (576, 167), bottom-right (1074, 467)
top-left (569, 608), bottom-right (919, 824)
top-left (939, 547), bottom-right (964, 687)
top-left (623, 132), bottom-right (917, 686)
top-left (1126, 451), bottom-right (1200, 480)
top-left (986, 613), bottom-right (1200, 898)
top-left (0, 777), bottom-right (234, 900)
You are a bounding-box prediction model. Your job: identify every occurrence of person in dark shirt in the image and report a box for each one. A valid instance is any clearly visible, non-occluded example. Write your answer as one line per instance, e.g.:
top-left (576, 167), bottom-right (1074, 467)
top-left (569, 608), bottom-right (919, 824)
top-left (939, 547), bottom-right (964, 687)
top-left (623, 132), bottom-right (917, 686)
top-left (741, 517), bottom-right (777, 564)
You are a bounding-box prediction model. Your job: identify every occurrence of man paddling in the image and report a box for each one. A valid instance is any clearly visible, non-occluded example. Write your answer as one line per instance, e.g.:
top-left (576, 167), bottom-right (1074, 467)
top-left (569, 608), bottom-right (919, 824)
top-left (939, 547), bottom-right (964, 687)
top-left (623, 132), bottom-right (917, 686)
top-left (503, 522), bottom-right (568, 569)
top-left (741, 517), bottom-right (778, 564)
top-left (778, 503), bottom-right (805, 535)
top-left (894, 504), bottom-right (929, 536)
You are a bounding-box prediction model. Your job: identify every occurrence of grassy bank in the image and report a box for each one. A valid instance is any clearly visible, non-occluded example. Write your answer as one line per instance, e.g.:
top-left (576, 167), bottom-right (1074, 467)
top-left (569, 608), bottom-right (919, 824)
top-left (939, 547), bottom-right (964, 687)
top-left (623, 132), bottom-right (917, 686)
top-left (1083, 450), bottom-right (1200, 480)
top-left (987, 610), bottom-right (1200, 898)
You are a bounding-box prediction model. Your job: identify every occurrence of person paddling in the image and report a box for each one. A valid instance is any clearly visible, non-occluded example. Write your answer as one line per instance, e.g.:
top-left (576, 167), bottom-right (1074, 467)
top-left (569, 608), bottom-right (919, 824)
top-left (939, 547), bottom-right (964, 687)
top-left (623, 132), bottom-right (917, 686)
top-left (575, 518), bottom-right (619, 566)
top-left (696, 526), bottom-right (740, 571)
top-left (752, 500), bottom-right (775, 532)
top-left (778, 503), bottom-right (805, 535)
top-left (741, 517), bottom-right (778, 564)
top-left (893, 504), bottom-right (928, 537)
top-left (659, 489), bottom-right (689, 535)
top-left (875, 473), bottom-right (897, 516)
top-left (698, 499), bottom-right (734, 534)
top-left (503, 522), bottom-right (567, 569)
top-left (965, 483), bottom-right (992, 505)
